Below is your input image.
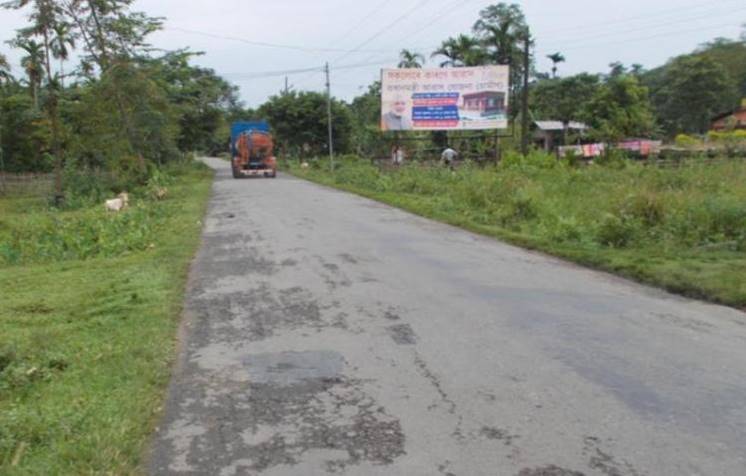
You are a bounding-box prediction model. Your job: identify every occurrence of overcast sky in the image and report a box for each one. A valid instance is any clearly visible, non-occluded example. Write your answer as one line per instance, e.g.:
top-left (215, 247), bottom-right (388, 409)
top-left (1, 0), bottom-right (744, 107)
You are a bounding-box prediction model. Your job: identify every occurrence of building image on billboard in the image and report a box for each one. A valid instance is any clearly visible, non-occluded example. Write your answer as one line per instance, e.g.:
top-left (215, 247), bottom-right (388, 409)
top-left (461, 91), bottom-right (506, 118)
top-left (380, 66), bottom-right (509, 131)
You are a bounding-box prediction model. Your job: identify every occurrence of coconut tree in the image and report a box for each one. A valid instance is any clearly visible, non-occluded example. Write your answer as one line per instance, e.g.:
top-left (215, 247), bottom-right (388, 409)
top-left (431, 34), bottom-right (484, 67)
top-left (398, 49), bottom-right (425, 68)
top-left (0, 53), bottom-right (12, 85)
top-left (473, 4), bottom-right (528, 66)
top-left (51, 22), bottom-right (76, 87)
top-left (15, 39), bottom-right (45, 109)
top-left (547, 52), bottom-right (565, 78)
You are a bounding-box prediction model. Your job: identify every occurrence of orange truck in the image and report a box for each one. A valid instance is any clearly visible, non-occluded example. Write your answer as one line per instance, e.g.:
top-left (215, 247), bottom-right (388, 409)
top-left (231, 121), bottom-right (277, 178)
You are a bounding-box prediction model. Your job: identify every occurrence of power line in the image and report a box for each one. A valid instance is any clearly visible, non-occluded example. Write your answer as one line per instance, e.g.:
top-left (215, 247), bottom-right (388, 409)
top-left (537, 21), bottom-right (744, 54)
top-left (332, 0), bottom-right (398, 46)
top-left (290, 0), bottom-right (400, 89)
top-left (330, 0), bottom-right (474, 84)
top-left (294, 0), bottom-right (434, 90)
top-left (333, 0), bottom-right (431, 65)
top-left (541, 4), bottom-right (746, 46)
top-left (540, 0), bottom-right (744, 36)
top-left (221, 58), bottom-right (398, 80)
top-left (166, 26), bottom-right (392, 54)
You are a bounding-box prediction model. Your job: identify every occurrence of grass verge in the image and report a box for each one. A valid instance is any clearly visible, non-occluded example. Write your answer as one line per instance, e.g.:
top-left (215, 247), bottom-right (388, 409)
top-left (286, 154), bottom-right (746, 310)
top-left (0, 161), bottom-right (213, 474)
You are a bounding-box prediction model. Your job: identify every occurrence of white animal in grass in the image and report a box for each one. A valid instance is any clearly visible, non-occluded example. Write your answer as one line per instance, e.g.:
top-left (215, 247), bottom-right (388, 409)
top-left (105, 192), bottom-right (130, 212)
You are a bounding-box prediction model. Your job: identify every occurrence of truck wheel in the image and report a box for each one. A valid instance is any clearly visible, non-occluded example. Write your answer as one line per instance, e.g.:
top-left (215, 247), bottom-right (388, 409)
top-left (232, 167), bottom-right (241, 179)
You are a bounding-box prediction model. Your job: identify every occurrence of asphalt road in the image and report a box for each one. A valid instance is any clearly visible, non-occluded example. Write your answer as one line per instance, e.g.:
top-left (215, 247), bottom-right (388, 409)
top-left (149, 157), bottom-right (746, 476)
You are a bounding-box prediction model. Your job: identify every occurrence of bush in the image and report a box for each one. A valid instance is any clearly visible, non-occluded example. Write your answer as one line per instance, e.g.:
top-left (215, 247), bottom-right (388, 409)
top-left (500, 150), bottom-right (557, 170)
top-left (0, 201), bottom-right (167, 266)
top-left (597, 213), bottom-right (640, 247)
top-left (675, 134), bottom-right (700, 148)
top-left (621, 193), bottom-right (666, 227)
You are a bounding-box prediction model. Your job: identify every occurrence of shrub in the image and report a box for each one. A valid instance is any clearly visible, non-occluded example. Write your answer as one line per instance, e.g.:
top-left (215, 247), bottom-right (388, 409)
top-left (675, 134), bottom-right (700, 148)
top-left (500, 150), bottom-right (557, 170)
top-left (597, 213), bottom-right (639, 248)
top-left (621, 192), bottom-right (666, 227)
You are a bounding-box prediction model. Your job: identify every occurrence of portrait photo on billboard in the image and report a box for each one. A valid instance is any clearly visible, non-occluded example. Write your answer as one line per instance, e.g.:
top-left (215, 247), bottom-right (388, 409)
top-left (380, 66), bottom-right (509, 131)
top-left (381, 93), bottom-right (414, 131)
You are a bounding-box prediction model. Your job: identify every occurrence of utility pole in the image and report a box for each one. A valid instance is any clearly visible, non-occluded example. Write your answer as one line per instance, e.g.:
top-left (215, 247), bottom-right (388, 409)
top-left (325, 62), bottom-right (334, 170)
top-left (284, 76), bottom-right (289, 95)
top-left (521, 31), bottom-right (531, 157)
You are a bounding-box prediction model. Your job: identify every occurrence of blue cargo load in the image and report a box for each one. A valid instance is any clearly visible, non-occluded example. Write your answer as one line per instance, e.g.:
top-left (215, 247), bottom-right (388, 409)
top-left (231, 121), bottom-right (270, 156)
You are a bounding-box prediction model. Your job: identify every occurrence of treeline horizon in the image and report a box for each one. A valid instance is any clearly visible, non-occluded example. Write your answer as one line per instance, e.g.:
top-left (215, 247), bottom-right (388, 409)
top-left (1, 2), bottom-right (745, 178)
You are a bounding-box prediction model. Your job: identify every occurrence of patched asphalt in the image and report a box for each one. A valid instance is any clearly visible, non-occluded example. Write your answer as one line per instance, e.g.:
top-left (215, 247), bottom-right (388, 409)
top-left (148, 157), bottom-right (746, 475)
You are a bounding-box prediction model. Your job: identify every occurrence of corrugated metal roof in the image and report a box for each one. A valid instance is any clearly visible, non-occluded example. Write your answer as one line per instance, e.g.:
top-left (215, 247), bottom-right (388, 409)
top-left (534, 121), bottom-right (588, 131)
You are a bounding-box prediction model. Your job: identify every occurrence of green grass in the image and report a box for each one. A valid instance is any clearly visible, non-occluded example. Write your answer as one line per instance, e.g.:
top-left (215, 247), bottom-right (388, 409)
top-left (288, 154), bottom-right (746, 309)
top-left (0, 162), bottom-right (213, 474)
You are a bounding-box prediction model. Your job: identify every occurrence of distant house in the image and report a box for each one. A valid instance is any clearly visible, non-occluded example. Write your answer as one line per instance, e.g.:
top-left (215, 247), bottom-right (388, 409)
top-left (461, 91), bottom-right (506, 116)
top-left (711, 99), bottom-right (746, 131)
top-left (533, 121), bottom-right (588, 151)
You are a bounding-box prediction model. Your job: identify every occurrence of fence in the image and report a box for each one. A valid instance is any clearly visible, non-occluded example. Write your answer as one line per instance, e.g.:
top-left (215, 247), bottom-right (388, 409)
top-left (0, 173), bottom-right (55, 196)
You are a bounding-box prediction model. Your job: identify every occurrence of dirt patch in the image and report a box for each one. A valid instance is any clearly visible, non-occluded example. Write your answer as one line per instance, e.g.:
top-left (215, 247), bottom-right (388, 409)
top-left (480, 426), bottom-right (520, 446)
top-left (387, 324), bottom-right (418, 345)
top-left (339, 253), bottom-right (359, 264)
top-left (517, 465), bottom-right (586, 476)
top-left (584, 436), bottom-right (642, 476)
top-left (383, 310), bottom-right (401, 321)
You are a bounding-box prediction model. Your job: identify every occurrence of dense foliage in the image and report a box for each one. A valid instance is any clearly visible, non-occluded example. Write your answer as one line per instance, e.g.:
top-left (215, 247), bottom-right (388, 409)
top-left (2, 1), bottom-right (745, 183)
top-left (0, 0), bottom-right (239, 196)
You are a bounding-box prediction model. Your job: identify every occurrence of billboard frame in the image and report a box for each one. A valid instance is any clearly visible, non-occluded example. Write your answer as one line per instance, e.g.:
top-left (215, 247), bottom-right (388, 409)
top-left (379, 67), bottom-right (514, 163)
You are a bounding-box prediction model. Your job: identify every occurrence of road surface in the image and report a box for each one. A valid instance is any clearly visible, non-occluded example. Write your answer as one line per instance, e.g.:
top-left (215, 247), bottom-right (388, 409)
top-left (150, 158), bottom-right (746, 475)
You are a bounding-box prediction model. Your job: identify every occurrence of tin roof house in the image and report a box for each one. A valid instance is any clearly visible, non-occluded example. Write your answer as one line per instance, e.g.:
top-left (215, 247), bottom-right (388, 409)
top-left (533, 121), bottom-right (588, 152)
top-left (711, 99), bottom-right (746, 131)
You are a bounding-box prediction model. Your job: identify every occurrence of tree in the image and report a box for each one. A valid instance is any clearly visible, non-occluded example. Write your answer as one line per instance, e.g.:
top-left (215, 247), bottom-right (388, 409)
top-left (398, 49), bottom-right (425, 68)
top-left (582, 75), bottom-right (657, 142)
top-left (655, 55), bottom-right (738, 135)
top-left (608, 61), bottom-right (626, 78)
top-left (145, 50), bottom-right (241, 154)
top-left (61, 0), bottom-right (164, 165)
top-left (50, 21), bottom-right (76, 87)
top-left (13, 38), bottom-right (44, 108)
top-left (473, 3), bottom-right (528, 65)
top-left (696, 37), bottom-right (746, 97)
top-left (4, 0), bottom-right (70, 198)
top-left (472, 3), bottom-right (531, 119)
top-left (0, 52), bottom-right (14, 85)
top-left (258, 91), bottom-right (353, 158)
top-left (531, 73), bottom-right (601, 142)
top-left (546, 52), bottom-right (565, 78)
top-left (431, 34), bottom-right (485, 67)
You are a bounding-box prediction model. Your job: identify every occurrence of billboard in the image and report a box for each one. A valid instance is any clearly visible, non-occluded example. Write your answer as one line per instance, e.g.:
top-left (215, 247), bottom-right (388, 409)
top-left (381, 66), bottom-right (509, 131)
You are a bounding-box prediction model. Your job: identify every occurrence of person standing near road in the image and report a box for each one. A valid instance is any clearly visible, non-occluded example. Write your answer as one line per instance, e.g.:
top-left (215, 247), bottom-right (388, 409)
top-left (391, 145), bottom-right (405, 166)
top-left (441, 147), bottom-right (458, 168)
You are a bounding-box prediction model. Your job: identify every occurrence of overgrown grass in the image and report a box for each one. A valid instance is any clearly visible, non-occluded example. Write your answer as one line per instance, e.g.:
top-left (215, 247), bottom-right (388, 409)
top-left (0, 161), bottom-right (213, 474)
top-left (288, 153), bottom-right (746, 308)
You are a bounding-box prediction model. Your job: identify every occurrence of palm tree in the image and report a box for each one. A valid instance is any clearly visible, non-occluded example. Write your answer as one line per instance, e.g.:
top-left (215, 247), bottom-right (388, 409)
top-left (15, 39), bottom-right (45, 109)
top-left (0, 53), bottom-right (13, 85)
top-left (474, 4), bottom-right (528, 65)
top-left (431, 34), bottom-right (484, 67)
top-left (547, 52), bottom-right (565, 78)
top-left (398, 49), bottom-right (425, 68)
top-left (51, 22), bottom-right (76, 87)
